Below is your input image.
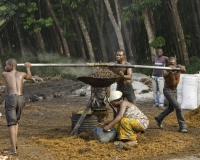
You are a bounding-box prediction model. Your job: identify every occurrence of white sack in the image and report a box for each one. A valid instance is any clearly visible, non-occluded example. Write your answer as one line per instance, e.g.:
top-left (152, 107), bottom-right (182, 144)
top-left (177, 74), bottom-right (187, 105)
top-left (181, 75), bottom-right (198, 110)
top-left (194, 74), bottom-right (200, 107)
top-left (110, 83), bottom-right (117, 91)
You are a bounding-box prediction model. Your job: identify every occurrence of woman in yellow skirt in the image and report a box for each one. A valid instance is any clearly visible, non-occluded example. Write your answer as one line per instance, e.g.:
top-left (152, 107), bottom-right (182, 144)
top-left (103, 91), bottom-right (149, 148)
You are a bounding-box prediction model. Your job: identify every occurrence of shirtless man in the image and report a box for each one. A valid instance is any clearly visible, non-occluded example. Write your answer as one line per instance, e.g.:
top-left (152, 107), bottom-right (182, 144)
top-left (111, 49), bottom-right (136, 104)
top-left (2, 58), bottom-right (32, 154)
top-left (154, 57), bottom-right (187, 133)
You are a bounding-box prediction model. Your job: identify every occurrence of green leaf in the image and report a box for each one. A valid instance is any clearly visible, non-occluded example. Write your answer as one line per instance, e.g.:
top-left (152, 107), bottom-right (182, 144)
top-left (20, 13), bottom-right (27, 18)
top-left (0, 5), bottom-right (7, 11)
top-left (34, 27), bottom-right (41, 33)
top-left (18, 2), bottom-right (25, 7)
top-left (24, 25), bottom-right (29, 29)
top-left (45, 17), bottom-right (53, 27)
top-left (27, 8), bottom-right (32, 13)
top-left (150, 36), bottom-right (166, 48)
top-left (71, 2), bottom-right (77, 9)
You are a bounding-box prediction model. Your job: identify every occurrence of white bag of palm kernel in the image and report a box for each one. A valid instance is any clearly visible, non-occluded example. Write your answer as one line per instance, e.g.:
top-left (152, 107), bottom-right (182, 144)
top-left (177, 74), bottom-right (187, 105)
top-left (110, 83), bottom-right (117, 91)
top-left (194, 74), bottom-right (200, 107)
top-left (181, 75), bottom-right (198, 110)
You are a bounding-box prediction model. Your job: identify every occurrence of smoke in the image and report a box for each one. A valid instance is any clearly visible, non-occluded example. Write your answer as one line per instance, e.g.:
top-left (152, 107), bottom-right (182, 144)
top-left (31, 53), bottom-right (95, 77)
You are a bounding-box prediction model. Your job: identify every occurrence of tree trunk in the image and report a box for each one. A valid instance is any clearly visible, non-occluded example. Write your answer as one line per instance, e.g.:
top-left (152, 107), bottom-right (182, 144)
top-left (76, 13), bottom-right (95, 62)
top-left (196, 0), bottom-right (200, 20)
top-left (0, 20), bottom-right (6, 32)
top-left (60, 2), bottom-right (66, 32)
top-left (170, 0), bottom-right (189, 65)
top-left (46, 9), bottom-right (63, 54)
top-left (104, 0), bottom-right (125, 50)
top-left (191, 0), bottom-right (200, 55)
top-left (0, 37), bottom-right (4, 56)
top-left (118, 0), bottom-right (136, 63)
top-left (165, 0), bottom-right (181, 61)
top-left (33, 30), bottom-right (46, 54)
top-left (32, 28), bottom-right (46, 54)
top-left (50, 23), bottom-right (63, 54)
top-left (92, 1), bottom-right (108, 62)
top-left (142, 8), bottom-right (156, 60)
top-left (27, 1), bottom-right (46, 54)
top-left (44, 0), bottom-right (70, 57)
top-left (148, 9), bottom-right (156, 36)
top-left (114, 0), bottom-right (121, 30)
top-left (5, 28), bottom-right (12, 52)
top-left (14, 19), bottom-right (25, 57)
top-left (105, 20), bottom-right (116, 61)
top-left (69, 7), bottom-right (87, 60)
top-left (0, 58), bottom-right (3, 78)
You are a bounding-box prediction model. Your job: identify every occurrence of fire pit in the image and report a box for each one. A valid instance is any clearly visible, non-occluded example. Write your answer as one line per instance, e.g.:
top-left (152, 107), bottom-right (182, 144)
top-left (70, 67), bottom-right (119, 136)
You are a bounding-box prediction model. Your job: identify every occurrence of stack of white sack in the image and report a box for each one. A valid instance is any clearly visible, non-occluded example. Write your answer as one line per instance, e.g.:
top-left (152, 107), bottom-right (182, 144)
top-left (194, 74), bottom-right (200, 107)
top-left (177, 74), bottom-right (200, 110)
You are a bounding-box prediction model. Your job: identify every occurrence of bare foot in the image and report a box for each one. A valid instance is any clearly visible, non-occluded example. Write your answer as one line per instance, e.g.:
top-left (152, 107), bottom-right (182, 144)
top-left (6, 150), bottom-right (17, 155)
top-left (125, 140), bottom-right (138, 146)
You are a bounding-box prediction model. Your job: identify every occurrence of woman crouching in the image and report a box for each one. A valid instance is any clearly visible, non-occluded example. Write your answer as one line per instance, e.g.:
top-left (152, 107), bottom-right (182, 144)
top-left (104, 91), bottom-right (149, 148)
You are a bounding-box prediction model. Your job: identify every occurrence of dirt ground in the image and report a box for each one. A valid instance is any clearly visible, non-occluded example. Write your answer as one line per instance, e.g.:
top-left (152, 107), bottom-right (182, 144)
top-left (0, 76), bottom-right (200, 160)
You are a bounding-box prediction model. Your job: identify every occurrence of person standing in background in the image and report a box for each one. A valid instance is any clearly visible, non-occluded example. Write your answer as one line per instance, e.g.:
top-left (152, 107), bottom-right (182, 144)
top-left (152, 48), bottom-right (168, 109)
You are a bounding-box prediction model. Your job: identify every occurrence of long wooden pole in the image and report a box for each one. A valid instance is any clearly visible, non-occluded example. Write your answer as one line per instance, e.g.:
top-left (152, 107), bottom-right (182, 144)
top-left (17, 63), bottom-right (181, 70)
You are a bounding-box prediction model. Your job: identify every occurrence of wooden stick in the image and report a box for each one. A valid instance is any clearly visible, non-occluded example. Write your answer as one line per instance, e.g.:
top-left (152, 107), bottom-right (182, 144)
top-left (70, 98), bottom-right (92, 136)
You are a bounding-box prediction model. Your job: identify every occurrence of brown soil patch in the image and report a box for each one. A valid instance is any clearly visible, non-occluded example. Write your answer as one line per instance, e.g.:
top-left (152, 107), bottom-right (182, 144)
top-left (0, 78), bottom-right (200, 160)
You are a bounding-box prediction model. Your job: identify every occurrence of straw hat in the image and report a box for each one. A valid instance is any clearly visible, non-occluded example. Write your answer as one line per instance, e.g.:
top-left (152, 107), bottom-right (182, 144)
top-left (108, 91), bottom-right (122, 102)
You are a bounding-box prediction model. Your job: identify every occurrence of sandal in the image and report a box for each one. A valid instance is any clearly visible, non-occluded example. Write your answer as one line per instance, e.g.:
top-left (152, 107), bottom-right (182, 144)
top-left (123, 142), bottom-right (137, 150)
top-left (6, 150), bottom-right (17, 155)
top-left (114, 141), bottom-right (124, 150)
top-left (114, 141), bottom-right (137, 150)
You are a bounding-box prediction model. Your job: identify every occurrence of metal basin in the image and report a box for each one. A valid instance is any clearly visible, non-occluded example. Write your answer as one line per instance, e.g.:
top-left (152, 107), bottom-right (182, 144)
top-left (77, 76), bottom-right (119, 87)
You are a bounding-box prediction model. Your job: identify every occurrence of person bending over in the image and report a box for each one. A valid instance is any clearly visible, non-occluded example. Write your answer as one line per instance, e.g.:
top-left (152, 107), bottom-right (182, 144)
top-left (103, 91), bottom-right (149, 148)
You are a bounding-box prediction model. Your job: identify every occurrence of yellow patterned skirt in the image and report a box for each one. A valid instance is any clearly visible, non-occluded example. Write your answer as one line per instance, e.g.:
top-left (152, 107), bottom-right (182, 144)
top-left (114, 117), bottom-right (144, 140)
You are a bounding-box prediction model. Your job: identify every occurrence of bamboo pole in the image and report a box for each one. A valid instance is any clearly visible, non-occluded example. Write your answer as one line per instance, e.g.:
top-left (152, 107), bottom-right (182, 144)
top-left (17, 63), bottom-right (181, 70)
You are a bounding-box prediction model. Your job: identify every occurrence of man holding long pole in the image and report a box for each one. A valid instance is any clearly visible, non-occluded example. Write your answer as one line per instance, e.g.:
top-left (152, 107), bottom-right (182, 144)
top-left (111, 49), bottom-right (136, 104)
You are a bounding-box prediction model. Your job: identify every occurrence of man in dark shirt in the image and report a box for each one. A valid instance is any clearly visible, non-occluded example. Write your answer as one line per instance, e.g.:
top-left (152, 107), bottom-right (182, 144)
top-left (152, 48), bottom-right (168, 109)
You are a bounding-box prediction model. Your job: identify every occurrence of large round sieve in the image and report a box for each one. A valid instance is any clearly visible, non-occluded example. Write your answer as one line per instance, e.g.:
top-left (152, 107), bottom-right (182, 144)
top-left (77, 76), bottom-right (119, 87)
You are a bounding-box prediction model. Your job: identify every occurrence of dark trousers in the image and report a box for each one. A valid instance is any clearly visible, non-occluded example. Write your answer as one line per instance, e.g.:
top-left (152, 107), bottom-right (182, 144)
top-left (5, 94), bottom-right (25, 126)
top-left (116, 83), bottom-right (136, 104)
top-left (156, 88), bottom-right (187, 129)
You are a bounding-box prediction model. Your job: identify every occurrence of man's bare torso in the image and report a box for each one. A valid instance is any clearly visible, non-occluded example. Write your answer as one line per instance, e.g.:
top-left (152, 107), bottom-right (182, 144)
top-left (164, 71), bottom-right (181, 90)
top-left (2, 70), bottom-right (25, 95)
top-left (113, 61), bottom-right (132, 85)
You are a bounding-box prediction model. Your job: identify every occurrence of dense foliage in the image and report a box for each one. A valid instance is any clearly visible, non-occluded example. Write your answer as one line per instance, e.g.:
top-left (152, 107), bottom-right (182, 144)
top-left (1, 0), bottom-right (200, 77)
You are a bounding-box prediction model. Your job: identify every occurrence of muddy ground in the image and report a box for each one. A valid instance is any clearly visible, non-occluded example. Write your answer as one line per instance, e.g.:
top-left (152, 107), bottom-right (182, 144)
top-left (0, 76), bottom-right (200, 160)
